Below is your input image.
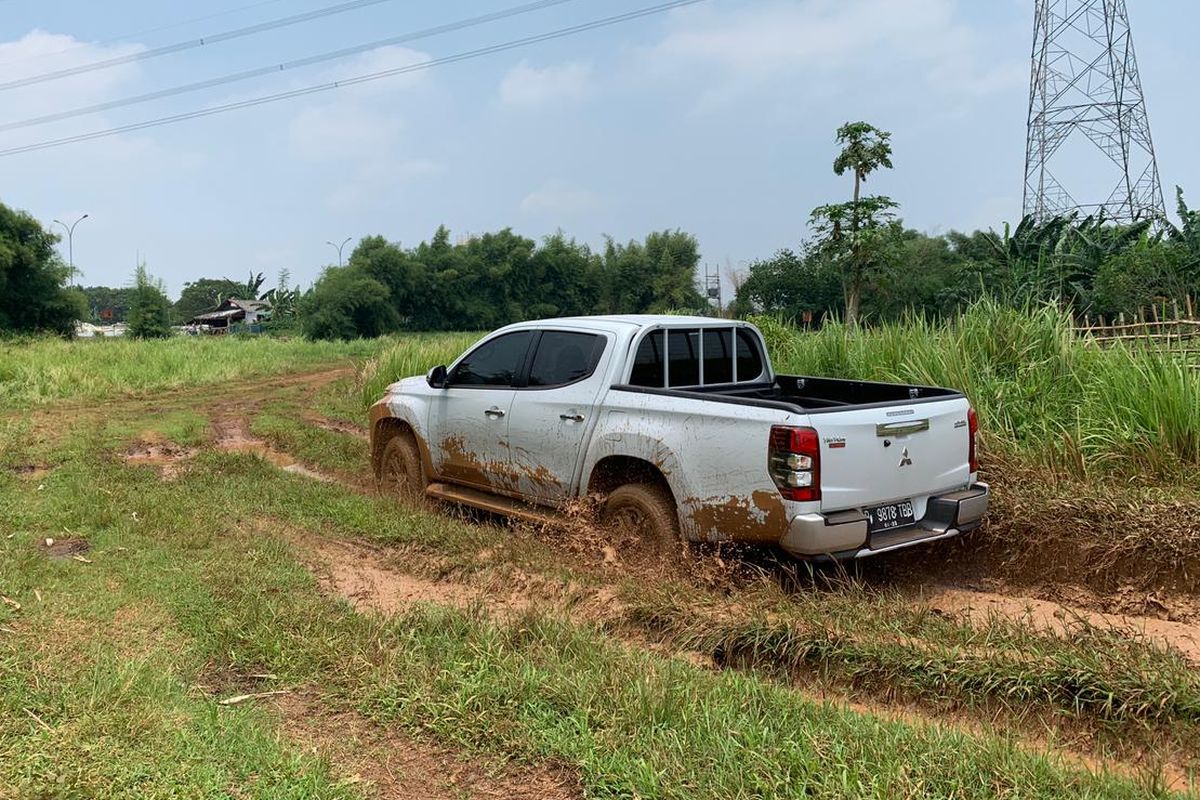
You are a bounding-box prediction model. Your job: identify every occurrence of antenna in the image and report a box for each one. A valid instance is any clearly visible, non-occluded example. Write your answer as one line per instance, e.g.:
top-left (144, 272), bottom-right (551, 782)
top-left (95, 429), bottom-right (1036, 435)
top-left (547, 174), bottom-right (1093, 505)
top-left (1023, 0), bottom-right (1166, 224)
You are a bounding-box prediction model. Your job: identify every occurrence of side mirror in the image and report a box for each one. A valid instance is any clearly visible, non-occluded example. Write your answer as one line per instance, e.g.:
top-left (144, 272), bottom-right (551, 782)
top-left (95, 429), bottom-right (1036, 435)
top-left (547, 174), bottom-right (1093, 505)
top-left (426, 365), bottom-right (448, 389)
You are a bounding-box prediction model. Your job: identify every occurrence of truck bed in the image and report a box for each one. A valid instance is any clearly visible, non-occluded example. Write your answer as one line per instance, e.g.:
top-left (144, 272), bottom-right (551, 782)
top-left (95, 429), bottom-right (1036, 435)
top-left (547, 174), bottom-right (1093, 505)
top-left (614, 374), bottom-right (963, 413)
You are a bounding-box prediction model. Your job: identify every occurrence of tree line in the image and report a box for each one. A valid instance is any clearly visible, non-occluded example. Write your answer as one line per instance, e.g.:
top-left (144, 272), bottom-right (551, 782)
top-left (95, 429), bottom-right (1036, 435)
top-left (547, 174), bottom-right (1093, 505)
top-left (299, 226), bottom-right (704, 339)
top-left (733, 122), bottom-right (1200, 325)
top-left (3, 117), bottom-right (1196, 341)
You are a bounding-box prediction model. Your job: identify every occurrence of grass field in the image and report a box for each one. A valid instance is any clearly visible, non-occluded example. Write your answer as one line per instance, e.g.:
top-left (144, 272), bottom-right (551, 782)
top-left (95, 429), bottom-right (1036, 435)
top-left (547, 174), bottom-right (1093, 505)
top-left (1, 320), bottom-right (1198, 797)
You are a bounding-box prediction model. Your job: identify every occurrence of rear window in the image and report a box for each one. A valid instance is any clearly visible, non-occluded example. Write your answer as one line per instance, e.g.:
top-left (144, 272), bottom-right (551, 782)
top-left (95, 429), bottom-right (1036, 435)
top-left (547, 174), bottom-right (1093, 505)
top-left (735, 329), bottom-right (765, 381)
top-left (630, 330), bottom-right (665, 387)
top-left (667, 329), bottom-right (701, 387)
top-left (528, 332), bottom-right (606, 387)
top-left (628, 327), bottom-right (766, 388)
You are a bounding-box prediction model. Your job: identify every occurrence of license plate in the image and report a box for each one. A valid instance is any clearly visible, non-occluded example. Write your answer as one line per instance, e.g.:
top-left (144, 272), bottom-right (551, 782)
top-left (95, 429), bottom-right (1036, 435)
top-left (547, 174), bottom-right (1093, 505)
top-left (865, 499), bottom-right (916, 533)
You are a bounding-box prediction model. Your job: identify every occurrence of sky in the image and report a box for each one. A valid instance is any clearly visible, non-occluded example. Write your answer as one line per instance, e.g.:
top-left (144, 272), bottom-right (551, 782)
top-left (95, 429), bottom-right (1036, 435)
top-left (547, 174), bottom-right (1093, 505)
top-left (0, 0), bottom-right (1195, 298)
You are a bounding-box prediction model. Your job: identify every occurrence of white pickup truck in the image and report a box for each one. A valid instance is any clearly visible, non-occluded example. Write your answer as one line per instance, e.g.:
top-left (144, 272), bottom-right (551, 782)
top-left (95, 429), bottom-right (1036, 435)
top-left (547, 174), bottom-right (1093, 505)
top-left (369, 315), bottom-right (989, 560)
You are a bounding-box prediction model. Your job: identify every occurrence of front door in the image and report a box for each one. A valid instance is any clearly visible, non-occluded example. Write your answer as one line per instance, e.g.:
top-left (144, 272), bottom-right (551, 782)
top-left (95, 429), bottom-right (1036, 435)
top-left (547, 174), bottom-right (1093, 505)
top-left (506, 330), bottom-right (611, 504)
top-left (429, 331), bottom-right (534, 492)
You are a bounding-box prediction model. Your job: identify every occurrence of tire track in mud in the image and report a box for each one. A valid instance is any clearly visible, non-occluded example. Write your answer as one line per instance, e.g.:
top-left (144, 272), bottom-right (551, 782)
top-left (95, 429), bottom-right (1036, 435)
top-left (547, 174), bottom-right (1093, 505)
top-left (98, 364), bottom-right (1200, 793)
top-left (190, 367), bottom-right (1200, 669)
top-left (284, 529), bottom-right (1197, 795)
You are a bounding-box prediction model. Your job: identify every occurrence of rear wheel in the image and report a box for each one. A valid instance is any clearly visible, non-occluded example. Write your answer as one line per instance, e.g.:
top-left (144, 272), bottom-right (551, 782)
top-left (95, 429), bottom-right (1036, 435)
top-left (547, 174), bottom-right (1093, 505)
top-left (378, 433), bottom-right (424, 501)
top-left (600, 483), bottom-right (682, 560)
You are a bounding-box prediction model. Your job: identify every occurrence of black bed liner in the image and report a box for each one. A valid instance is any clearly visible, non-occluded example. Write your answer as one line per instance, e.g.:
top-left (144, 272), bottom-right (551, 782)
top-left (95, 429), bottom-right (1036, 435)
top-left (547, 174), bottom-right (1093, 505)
top-left (611, 374), bottom-right (963, 415)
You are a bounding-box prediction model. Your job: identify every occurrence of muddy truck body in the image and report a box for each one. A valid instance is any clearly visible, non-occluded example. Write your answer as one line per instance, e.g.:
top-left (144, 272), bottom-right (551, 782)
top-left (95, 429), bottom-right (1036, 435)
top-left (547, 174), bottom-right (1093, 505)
top-left (370, 316), bottom-right (989, 559)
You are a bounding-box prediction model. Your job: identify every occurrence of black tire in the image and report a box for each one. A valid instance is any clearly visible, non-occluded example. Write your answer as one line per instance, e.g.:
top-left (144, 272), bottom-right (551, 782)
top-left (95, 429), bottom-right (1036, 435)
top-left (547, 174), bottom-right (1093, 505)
top-left (377, 433), bottom-right (424, 501)
top-left (600, 482), bottom-right (682, 560)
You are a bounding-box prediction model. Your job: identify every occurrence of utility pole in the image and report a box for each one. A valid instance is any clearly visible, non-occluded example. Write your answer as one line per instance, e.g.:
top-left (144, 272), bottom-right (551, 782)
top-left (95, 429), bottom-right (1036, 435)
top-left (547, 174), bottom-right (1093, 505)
top-left (1024, 0), bottom-right (1165, 223)
top-left (52, 213), bottom-right (89, 283)
top-left (326, 236), bottom-right (352, 267)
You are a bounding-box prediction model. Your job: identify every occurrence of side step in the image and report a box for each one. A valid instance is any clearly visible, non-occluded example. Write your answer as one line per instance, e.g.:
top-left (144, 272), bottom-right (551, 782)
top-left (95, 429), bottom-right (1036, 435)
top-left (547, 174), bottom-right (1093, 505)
top-left (424, 482), bottom-right (562, 527)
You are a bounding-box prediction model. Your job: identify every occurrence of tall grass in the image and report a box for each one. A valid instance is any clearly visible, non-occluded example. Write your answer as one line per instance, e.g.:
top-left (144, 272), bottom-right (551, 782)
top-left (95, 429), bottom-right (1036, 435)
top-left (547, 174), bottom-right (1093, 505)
top-left (753, 298), bottom-right (1200, 482)
top-left (0, 335), bottom-right (384, 408)
top-left (358, 332), bottom-right (480, 409)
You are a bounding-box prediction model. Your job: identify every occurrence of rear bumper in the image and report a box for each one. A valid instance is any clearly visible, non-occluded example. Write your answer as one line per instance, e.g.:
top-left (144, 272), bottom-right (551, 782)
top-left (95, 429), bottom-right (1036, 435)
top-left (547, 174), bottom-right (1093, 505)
top-left (779, 482), bottom-right (990, 560)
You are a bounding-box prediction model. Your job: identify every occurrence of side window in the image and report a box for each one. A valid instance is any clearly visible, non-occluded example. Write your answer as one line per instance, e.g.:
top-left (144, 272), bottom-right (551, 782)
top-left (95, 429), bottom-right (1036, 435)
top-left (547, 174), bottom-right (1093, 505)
top-left (528, 332), bottom-right (606, 387)
top-left (702, 329), bottom-right (734, 384)
top-left (667, 329), bottom-right (701, 387)
top-left (736, 329), bottom-right (765, 381)
top-left (450, 331), bottom-right (533, 387)
top-left (629, 330), bottom-right (664, 387)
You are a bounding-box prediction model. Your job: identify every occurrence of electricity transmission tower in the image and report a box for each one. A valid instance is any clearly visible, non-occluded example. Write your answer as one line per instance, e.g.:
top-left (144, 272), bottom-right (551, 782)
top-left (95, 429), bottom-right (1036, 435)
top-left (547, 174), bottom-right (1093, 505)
top-left (1023, 0), bottom-right (1166, 224)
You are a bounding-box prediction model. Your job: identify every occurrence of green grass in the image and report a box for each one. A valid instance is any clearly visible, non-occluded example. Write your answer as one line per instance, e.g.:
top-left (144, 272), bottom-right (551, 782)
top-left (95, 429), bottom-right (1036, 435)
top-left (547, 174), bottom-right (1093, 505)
top-left (3, 320), bottom-right (1199, 797)
top-left (0, 450), bottom-right (1185, 799)
top-left (251, 403), bottom-right (369, 477)
top-left (0, 335), bottom-right (387, 408)
top-left (357, 332), bottom-right (481, 411)
top-left (626, 581), bottom-right (1200, 730)
top-left (752, 299), bottom-right (1200, 483)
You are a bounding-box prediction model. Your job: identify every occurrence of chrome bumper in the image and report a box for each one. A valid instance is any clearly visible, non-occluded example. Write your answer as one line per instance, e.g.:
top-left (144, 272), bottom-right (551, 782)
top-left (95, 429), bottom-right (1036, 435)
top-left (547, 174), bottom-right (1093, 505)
top-left (779, 482), bottom-right (990, 559)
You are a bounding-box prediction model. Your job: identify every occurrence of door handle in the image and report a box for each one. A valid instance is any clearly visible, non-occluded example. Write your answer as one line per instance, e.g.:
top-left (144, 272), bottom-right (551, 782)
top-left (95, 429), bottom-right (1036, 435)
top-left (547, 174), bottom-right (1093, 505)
top-left (484, 407), bottom-right (506, 418)
top-left (559, 413), bottom-right (584, 422)
top-left (875, 419), bottom-right (929, 437)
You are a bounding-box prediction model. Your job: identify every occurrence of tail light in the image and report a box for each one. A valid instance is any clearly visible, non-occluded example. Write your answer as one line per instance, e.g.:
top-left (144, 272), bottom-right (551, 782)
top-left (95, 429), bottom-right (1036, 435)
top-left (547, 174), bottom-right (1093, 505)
top-left (769, 425), bottom-right (820, 502)
top-left (967, 407), bottom-right (979, 473)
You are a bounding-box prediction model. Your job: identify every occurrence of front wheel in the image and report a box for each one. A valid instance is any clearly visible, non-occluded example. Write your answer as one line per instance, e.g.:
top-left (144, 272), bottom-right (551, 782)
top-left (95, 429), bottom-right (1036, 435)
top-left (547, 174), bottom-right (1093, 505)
top-left (599, 483), bottom-right (683, 560)
top-left (377, 433), bottom-right (425, 501)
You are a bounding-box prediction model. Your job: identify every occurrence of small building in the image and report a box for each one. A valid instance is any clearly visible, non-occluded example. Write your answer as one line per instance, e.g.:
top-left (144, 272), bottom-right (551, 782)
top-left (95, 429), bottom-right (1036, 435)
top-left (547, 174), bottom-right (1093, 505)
top-left (75, 321), bottom-right (128, 338)
top-left (186, 298), bottom-right (272, 334)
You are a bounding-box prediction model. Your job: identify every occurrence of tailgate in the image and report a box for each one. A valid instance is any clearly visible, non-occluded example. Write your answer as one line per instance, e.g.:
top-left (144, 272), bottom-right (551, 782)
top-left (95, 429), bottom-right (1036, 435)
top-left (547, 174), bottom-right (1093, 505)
top-left (815, 398), bottom-right (972, 512)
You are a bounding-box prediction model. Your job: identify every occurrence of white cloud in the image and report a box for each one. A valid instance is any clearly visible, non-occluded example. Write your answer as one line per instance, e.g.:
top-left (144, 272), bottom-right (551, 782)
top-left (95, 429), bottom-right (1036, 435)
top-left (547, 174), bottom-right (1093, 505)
top-left (0, 30), bottom-right (145, 118)
top-left (0, 30), bottom-right (196, 187)
top-left (314, 45), bottom-right (434, 98)
top-left (285, 46), bottom-right (437, 174)
top-left (288, 103), bottom-right (406, 160)
top-left (520, 180), bottom-right (602, 217)
top-left (639, 0), bottom-right (1026, 107)
top-left (498, 60), bottom-right (592, 109)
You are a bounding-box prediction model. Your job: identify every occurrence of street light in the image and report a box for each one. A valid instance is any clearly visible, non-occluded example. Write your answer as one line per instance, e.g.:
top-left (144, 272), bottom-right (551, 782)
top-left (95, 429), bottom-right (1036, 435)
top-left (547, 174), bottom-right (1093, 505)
top-left (52, 213), bottom-right (89, 283)
top-left (326, 236), bottom-right (352, 268)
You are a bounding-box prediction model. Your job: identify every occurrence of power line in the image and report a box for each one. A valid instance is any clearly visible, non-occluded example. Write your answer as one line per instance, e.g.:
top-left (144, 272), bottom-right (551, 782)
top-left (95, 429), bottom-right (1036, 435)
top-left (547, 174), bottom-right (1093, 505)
top-left (0, 0), bottom-right (705, 159)
top-left (0, 0), bottom-right (291, 68)
top-left (0, 0), bottom-right (581, 133)
top-left (0, 0), bottom-right (400, 92)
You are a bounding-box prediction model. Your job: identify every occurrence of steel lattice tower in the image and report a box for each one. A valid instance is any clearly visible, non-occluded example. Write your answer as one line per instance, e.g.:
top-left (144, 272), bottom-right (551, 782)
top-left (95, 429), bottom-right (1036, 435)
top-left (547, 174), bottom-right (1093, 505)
top-left (1023, 0), bottom-right (1166, 224)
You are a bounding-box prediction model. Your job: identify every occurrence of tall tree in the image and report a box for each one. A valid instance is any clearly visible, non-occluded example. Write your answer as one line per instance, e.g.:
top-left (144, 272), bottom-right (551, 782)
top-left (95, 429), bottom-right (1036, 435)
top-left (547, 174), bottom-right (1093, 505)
top-left (0, 201), bottom-right (85, 335)
top-left (126, 262), bottom-right (172, 339)
top-left (814, 122), bottom-right (898, 325)
top-left (300, 266), bottom-right (399, 340)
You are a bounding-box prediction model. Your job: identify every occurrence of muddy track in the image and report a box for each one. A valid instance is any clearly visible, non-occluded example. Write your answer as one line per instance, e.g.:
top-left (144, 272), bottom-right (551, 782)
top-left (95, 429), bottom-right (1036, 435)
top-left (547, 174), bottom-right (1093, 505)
top-left (288, 528), bottom-right (1196, 794)
top-left (98, 365), bottom-right (1200, 791)
top-left (150, 366), bottom-right (1200, 665)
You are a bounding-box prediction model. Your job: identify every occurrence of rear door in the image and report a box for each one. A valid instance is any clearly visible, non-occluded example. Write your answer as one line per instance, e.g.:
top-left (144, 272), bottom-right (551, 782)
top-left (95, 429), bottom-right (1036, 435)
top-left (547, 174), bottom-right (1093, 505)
top-left (505, 330), bottom-right (611, 504)
top-left (815, 399), bottom-right (972, 514)
top-left (428, 330), bottom-right (534, 492)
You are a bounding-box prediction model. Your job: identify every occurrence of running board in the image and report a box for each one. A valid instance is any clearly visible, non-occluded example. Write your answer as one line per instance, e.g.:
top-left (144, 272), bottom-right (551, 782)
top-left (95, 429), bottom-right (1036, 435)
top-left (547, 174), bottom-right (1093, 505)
top-left (424, 482), bottom-right (561, 527)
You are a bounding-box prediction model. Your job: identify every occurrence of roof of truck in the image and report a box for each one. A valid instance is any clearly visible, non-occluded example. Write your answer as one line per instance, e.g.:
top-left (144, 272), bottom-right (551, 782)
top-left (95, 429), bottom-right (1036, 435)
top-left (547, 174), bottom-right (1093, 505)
top-left (520, 314), bottom-right (751, 330)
